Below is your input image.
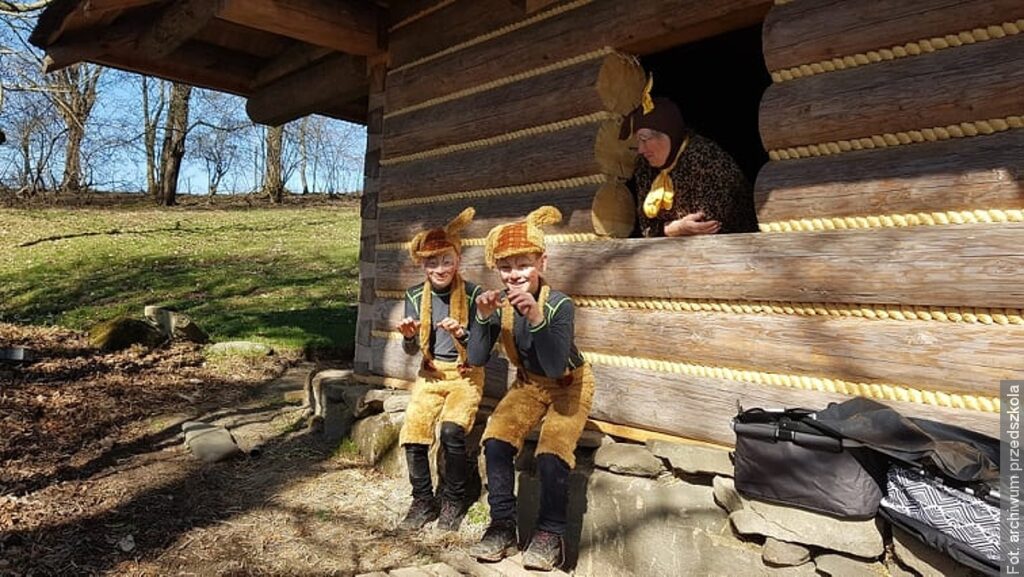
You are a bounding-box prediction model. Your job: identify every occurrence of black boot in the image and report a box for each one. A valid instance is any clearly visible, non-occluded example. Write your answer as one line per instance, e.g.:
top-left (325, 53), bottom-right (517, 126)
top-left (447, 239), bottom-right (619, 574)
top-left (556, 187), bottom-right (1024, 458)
top-left (437, 422), bottom-right (469, 531)
top-left (400, 444), bottom-right (437, 530)
top-left (469, 519), bottom-right (518, 562)
top-left (523, 529), bottom-right (564, 571)
top-left (399, 496), bottom-right (439, 530)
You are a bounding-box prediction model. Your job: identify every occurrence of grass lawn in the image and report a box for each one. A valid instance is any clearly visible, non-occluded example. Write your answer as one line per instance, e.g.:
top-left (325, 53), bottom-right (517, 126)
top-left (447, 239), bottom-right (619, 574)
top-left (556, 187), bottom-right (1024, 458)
top-left (0, 199), bottom-right (361, 356)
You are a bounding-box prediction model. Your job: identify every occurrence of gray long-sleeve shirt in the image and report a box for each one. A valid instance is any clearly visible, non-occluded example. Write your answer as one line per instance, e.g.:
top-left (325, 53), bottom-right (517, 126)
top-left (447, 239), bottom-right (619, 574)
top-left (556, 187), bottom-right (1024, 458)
top-left (467, 288), bottom-right (584, 378)
top-left (402, 280), bottom-right (480, 361)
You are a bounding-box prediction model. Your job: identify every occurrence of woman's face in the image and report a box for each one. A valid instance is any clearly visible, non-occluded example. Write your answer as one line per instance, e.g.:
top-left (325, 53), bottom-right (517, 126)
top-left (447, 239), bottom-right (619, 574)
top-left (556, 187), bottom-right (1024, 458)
top-left (636, 128), bottom-right (671, 168)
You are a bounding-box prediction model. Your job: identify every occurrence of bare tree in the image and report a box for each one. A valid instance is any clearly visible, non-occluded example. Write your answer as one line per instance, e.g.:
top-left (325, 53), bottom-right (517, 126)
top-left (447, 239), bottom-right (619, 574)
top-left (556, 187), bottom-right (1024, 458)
top-left (157, 82), bottom-right (191, 206)
top-left (262, 124), bottom-right (284, 203)
top-left (50, 63), bottom-right (102, 193)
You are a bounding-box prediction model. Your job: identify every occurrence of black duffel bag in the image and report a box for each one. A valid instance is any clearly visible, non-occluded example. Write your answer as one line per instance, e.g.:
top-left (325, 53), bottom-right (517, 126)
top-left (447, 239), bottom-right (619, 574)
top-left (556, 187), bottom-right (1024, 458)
top-left (732, 406), bottom-right (886, 519)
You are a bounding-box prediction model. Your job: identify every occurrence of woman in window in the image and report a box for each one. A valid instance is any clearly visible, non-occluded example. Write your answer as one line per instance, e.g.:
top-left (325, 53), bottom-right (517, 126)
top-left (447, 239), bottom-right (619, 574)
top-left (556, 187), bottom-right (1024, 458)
top-left (620, 91), bottom-right (758, 237)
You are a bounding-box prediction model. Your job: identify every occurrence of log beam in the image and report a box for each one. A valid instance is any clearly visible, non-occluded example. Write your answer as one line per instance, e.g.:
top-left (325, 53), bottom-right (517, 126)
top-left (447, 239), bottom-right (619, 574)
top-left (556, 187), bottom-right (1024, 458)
top-left (764, 0), bottom-right (1024, 73)
top-left (754, 130), bottom-right (1024, 224)
top-left (375, 224), bottom-right (1024, 309)
top-left (246, 52), bottom-right (368, 126)
top-left (759, 33), bottom-right (1024, 151)
top-left (252, 42), bottom-right (334, 89)
top-left (137, 0), bottom-right (225, 60)
top-left (379, 120), bottom-right (633, 203)
top-left (220, 0), bottom-right (381, 56)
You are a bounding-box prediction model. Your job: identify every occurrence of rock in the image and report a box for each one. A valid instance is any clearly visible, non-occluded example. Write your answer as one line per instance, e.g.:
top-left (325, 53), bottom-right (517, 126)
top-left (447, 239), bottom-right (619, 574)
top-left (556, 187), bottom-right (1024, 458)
top-left (593, 442), bottom-right (665, 477)
top-left (714, 477), bottom-right (883, 559)
top-left (763, 538), bottom-right (811, 567)
top-left (340, 385), bottom-right (378, 418)
top-left (569, 469), bottom-right (815, 577)
top-left (206, 341), bottom-right (273, 356)
top-left (814, 553), bottom-right (887, 576)
top-left (89, 318), bottom-right (164, 351)
top-left (351, 412), bottom-right (403, 466)
top-left (144, 306), bottom-right (208, 343)
top-left (383, 391), bottom-right (411, 413)
top-left (891, 526), bottom-right (977, 577)
top-left (647, 439), bottom-right (733, 477)
top-left (356, 388), bottom-right (403, 416)
top-left (182, 421), bottom-right (241, 463)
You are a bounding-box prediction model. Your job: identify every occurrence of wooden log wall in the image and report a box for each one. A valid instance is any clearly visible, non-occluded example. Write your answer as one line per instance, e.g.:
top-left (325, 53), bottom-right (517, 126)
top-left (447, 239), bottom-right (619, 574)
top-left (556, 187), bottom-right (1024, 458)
top-left (359, 0), bottom-right (1022, 445)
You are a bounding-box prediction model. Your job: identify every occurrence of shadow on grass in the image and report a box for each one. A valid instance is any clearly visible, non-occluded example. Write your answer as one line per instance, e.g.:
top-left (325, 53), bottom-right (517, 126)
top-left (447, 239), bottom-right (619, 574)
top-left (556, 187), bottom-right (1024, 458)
top-left (1, 252), bottom-right (360, 355)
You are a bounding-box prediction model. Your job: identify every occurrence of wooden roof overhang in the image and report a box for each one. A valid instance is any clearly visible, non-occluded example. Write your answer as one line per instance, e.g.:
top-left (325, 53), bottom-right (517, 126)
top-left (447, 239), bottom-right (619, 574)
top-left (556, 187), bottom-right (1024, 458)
top-left (29, 0), bottom-right (384, 125)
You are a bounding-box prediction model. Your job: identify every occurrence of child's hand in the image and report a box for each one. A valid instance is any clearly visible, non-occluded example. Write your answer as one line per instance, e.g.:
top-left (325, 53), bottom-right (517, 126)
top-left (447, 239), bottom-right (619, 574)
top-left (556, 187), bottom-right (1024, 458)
top-left (397, 317), bottom-right (421, 339)
top-left (476, 290), bottom-right (504, 319)
top-left (508, 289), bottom-right (543, 326)
top-left (436, 317), bottom-right (466, 339)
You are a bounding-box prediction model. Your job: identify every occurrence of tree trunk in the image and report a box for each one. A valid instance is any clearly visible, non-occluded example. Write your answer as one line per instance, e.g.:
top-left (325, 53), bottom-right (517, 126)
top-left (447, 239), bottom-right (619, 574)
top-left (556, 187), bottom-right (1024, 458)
top-left (53, 63), bottom-right (102, 194)
top-left (142, 76), bottom-right (163, 199)
top-left (158, 83), bottom-right (192, 206)
top-left (299, 117), bottom-right (309, 194)
top-left (263, 124), bottom-right (284, 203)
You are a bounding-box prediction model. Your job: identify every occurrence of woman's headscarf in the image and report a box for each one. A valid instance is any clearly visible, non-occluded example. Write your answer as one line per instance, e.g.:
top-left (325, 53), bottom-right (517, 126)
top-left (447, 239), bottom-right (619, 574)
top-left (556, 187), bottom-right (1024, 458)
top-left (618, 96), bottom-right (690, 169)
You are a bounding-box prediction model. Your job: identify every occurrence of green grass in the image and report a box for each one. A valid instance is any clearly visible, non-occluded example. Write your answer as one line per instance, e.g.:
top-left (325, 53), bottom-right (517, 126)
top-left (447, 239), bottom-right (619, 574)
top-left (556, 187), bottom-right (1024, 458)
top-left (0, 203), bottom-right (361, 356)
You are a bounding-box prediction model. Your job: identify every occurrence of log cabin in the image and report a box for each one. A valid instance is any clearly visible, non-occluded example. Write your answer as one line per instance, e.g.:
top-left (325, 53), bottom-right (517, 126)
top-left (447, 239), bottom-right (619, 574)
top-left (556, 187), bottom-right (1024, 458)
top-left (30, 0), bottom-right (1024, 448)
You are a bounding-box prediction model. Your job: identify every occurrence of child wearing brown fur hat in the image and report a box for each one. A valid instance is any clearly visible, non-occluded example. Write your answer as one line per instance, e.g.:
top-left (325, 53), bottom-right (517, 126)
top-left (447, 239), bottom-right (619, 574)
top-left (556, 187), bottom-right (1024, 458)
top-left (397, 207), bottom-right (485, 532)
top-left (466, 206), bottom-right (594, 571)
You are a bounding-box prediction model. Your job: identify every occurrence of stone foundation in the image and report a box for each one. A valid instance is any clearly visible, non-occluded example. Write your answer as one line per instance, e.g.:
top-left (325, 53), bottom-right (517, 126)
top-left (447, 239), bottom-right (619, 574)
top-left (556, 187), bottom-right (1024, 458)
top-left (323, 375), bottom-right (984, 577)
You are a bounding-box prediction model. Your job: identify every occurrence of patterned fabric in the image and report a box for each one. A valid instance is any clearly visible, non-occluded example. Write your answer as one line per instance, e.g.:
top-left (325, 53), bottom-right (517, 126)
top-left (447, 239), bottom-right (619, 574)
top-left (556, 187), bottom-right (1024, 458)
top-left (408, 207), bottom-right (475, 263)
top-left (484, 206), bottom-right (561, 269)
top-left (634, 133), bottom-right (758, 237)
top-left (881, 465), bottom-right (1001, 563)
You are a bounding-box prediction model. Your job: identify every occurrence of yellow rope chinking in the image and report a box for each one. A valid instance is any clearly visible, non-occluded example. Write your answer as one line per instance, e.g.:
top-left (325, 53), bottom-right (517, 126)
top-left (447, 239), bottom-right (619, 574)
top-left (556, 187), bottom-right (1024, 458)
top-left (378, 175), bottom-right (608, 209)
top-left (376, 232), bottom-right (601, 252)
top-left (374, 292), bottom-right (1023, 326)
top-left (386, 46), bottom-right (614, 119)
top-left (769, 115), bottom-right (1024, 160)
top-left (381, 112), bottom-right (619, 166)
top-left (389, 0), bottom-right (594, 75)
top-left (772, 20), bottom-right (1024, 83)
top-left (583, 351), bottom-right (1000, 413)
top-left (568, 296), bottom-right (1023, 325)
top-left (370, 329), bottom-right (999, 412)
top-left (760, 208), bottom-right (1024, 232)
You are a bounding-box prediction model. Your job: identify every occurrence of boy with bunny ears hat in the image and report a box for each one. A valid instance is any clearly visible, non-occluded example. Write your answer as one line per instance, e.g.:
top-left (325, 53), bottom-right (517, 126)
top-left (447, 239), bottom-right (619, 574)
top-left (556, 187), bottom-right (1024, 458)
top-left (397, 207), bottom-right (485, 532)
top-left (466, 206), bottom-right (594, 571)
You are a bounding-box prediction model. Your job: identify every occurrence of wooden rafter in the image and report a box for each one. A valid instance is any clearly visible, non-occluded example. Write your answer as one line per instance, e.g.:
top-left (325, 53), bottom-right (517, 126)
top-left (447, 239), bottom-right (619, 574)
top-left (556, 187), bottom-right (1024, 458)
top-left (219, 0), bottom-right (382, 56)
top-left (246, 52), bottom-right (368, 125)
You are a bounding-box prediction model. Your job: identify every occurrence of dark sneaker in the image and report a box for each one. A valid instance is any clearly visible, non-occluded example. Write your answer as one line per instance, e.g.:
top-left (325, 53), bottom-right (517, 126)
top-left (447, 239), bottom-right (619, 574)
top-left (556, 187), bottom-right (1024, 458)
top-left (469, 519), bottom-right (518, 562)
top-left (398, 497), bottom-right (439, 530)
top-left (436, 499), bottom-right (466, 532)
top-left (522, 529), bottom-right (564, 571)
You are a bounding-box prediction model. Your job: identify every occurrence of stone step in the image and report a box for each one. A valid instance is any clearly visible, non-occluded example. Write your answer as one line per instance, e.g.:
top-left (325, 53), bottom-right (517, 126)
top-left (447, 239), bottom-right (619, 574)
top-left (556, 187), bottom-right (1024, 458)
top-left (360, 551), bottom-right (574, 577)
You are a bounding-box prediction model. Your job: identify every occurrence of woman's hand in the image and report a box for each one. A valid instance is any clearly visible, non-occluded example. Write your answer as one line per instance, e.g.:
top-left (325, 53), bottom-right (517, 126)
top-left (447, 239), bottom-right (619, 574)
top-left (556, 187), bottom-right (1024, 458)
top-left (665, 211), bottom-right (721, 236)
top-left (508, 289), bottom-right (543, 326)
top-left (397, 316), bottom-right (421, 339)
top-left (436, 317), bottom-right (466, 339)
top-left (476, 290), bottom-right (504, 319)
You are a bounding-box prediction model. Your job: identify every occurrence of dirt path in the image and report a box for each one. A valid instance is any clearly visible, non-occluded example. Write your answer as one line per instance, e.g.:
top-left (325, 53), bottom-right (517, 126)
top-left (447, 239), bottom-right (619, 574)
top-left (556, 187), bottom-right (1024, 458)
top-left (1, 326), bottom-right (481, 576)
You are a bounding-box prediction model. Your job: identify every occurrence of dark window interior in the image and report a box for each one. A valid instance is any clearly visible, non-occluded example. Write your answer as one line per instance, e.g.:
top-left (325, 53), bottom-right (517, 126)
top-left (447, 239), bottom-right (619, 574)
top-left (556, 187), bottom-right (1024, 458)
top-left (639, 23), bottom-right (771, 184)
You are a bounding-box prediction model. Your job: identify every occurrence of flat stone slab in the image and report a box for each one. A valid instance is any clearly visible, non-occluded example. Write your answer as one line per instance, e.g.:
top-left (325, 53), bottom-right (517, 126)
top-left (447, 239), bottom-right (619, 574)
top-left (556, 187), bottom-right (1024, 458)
top-left (594, 442), bottom-right (665, 477)
top-left (814, 553), bottom-right (887, 577)
top-left (182, 421), bottom-right (241, 462)
top-left (892, 527), bottom-right (976, 577)
top-left (763, 537), bottom-right (811, 567)
top-left (647, 439), bottom-right (733, 477)
top-left (206, 341), bottom-right (273, 356)
top-left (714, 477), bottom-right (883, 559)
top-left (383, 392), bottom-right (411, 413)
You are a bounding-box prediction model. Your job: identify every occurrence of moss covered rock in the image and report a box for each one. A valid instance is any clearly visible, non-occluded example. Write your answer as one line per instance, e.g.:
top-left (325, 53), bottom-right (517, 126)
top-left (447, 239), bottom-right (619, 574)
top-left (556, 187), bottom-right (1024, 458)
top-left (89, 318), bottom-right (164, 352)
